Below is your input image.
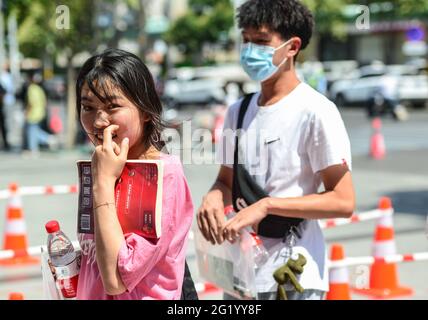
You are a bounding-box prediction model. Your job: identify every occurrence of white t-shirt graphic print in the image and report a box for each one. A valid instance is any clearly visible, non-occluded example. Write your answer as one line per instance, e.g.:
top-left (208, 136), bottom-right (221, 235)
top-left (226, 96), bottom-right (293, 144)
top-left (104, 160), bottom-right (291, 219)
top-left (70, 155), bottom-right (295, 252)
top-left (216, 82), bottom-right (352, 292)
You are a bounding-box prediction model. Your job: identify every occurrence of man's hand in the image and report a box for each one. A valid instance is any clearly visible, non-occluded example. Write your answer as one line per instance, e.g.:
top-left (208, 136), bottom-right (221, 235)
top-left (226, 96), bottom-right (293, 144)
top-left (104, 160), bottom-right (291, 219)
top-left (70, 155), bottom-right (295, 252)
top-left (197, 190), bottom-right (227, 245)
top-left (222, 199), bottom-right (268, 243)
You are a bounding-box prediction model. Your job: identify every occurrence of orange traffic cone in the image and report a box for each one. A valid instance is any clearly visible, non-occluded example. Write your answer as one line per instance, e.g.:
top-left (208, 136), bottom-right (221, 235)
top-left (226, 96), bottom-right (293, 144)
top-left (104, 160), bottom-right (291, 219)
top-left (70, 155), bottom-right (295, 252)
top-left (0, 183), bottom-right (39, 266)
top-left (353, 197), bottom-right (413, 299)
top-left (8, 292), bottom-right (24, 300)
top-left (370, 117), bottom-right (386, 160)
top-left (326, 244), bottom-right (351, 300)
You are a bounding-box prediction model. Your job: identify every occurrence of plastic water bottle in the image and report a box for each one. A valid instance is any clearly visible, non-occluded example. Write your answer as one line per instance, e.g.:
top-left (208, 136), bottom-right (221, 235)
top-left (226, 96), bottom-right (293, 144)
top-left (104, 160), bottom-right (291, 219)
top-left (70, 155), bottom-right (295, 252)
top-left (249, 232), bottom-right (269, 267)
top-left (45, 220), bottom-right (79, 299)
top-left (224, 205), bottom-right (269, 268)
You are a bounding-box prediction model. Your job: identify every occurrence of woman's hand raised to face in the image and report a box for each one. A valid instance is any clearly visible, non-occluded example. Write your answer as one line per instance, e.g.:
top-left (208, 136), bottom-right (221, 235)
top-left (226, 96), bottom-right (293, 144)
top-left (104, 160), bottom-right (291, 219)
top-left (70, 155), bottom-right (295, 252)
top-left (91, 124), bottom-right (129, 186)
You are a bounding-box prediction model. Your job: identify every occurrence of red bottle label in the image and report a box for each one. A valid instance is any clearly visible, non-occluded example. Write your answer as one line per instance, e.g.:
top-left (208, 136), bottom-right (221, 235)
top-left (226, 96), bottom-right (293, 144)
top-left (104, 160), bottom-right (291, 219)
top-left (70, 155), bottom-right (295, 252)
top-left (54, 259), bottom-right (79, 299)
top-left (58, 274), bottom-right (79, 298)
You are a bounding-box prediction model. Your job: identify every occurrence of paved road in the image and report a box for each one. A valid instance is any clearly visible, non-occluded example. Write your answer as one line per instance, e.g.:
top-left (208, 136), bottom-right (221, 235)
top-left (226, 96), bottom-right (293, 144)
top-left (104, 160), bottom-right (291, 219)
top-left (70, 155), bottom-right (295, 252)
top-left (0, 107), bottom-right (427, 300)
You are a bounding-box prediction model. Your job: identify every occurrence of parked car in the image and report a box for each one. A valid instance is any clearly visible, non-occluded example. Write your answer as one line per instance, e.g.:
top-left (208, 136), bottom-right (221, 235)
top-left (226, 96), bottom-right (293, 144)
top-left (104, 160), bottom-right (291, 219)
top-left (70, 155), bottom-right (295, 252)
top-left (322, 60), bottom-right (358, 92)
top-left (329, 64), bottom-right (428, 109)
top-left (162, 64), bottom-right (256, 109)
top-left (162, 76), bottom-right (226, 109)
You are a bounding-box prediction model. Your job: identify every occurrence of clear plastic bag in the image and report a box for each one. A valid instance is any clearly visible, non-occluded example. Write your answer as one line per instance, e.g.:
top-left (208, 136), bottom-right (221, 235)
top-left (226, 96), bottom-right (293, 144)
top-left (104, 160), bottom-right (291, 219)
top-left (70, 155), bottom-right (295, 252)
top-left (194, 226), bottom-right (260, 299)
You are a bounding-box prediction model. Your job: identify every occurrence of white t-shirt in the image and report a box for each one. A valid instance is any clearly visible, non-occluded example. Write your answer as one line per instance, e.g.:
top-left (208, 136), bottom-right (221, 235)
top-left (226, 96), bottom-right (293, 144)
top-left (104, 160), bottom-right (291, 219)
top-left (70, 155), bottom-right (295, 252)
top-left (216, 82), bottom-right (352, 292)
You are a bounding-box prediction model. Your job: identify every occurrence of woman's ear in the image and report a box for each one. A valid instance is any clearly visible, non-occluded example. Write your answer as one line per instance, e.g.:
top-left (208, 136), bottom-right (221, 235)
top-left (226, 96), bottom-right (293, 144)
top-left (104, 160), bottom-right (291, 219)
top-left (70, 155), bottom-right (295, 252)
top-left (143, 114), bottom-right (151, 123)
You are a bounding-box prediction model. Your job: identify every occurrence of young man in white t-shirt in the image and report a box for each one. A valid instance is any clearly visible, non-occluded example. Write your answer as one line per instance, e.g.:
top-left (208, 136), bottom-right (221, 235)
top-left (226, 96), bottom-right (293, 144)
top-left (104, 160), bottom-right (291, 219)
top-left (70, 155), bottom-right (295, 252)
top-left (197, 0), bottom-right (355, 300)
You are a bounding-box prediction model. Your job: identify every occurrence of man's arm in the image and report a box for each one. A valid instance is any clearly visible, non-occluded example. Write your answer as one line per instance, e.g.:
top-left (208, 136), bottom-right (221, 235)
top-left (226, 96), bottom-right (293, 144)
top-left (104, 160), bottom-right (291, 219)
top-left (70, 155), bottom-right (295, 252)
top-left (222, 164), bottom-right (355, 241)
top-left (266, 164), bottom-right (355, 219)
top-left (197, 165), bottom-right (233, 245)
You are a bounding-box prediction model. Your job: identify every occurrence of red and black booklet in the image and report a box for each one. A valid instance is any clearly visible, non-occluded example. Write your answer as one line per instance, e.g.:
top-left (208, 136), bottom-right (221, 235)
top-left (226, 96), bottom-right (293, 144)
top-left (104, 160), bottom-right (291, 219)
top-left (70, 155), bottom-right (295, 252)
top-left (77, 160), bottom-right (164, 239)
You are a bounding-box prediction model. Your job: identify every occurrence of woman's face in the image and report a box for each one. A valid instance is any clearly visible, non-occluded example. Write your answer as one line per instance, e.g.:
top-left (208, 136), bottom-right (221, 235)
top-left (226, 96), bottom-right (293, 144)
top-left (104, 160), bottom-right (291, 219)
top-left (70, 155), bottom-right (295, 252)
top-left (80, 82), bottom-right (147, 159)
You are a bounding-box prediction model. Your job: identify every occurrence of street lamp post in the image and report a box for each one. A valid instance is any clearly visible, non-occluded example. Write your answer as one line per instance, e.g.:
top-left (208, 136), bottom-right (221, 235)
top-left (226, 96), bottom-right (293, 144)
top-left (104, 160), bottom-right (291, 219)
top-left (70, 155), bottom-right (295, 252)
top-left (7, 12), bottom-right (20, 91)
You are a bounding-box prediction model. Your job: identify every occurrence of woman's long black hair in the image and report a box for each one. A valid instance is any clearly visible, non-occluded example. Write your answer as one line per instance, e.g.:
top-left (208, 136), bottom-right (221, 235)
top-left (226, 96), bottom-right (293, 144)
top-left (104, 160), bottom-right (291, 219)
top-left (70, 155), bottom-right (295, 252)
top-left (76, 48), bottom-right (165, 151)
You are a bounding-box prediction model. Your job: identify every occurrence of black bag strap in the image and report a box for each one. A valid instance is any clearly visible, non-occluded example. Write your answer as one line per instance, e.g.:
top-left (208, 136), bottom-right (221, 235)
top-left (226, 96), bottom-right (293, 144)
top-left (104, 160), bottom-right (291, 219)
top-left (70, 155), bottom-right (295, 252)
top-left (234, 93), bottom-right (255, 166)
top-left (180, 260), bottom-right (198, 300)
top-left (237, 94), bottom-right (255, 129)
top-left (232, 93), bottom-right (304, 239)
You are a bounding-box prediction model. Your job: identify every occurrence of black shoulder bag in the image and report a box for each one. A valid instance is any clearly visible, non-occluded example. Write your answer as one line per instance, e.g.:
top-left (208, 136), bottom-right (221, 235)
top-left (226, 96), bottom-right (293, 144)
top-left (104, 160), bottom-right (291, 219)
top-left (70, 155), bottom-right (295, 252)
top-left (180, 260), bottom-right (198, 300)
top-left (232, 93), bottom-right (304, 239)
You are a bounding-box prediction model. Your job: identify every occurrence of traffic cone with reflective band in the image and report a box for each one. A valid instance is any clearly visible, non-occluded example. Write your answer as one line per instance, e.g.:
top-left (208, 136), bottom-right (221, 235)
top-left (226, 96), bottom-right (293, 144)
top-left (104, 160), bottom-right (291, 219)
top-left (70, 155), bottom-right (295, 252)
top-left (326, 244), bottom-right (351, 300)
top-left (370, 117), bottom-right (386, 160)
top-left (353, 197), bottom-right (412, 298)
top-left (8, 292), bottom-right (24, 300)
top-left (0, 183), bottom-right (39, 266)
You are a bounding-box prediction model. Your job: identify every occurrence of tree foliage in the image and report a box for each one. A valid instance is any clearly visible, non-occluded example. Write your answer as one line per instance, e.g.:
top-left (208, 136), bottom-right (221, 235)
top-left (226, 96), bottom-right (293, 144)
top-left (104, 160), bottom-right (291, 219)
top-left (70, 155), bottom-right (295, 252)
top-left (9, 0), bottom-right (97, 60)
top-left (303, 0), bottom-right (428, 37)
top-left (164, 0), bottom-right (234, 61)
top-left (8, 0), bottom-right (144, 61)
top-left (302, 0), bottom-right (351, 37)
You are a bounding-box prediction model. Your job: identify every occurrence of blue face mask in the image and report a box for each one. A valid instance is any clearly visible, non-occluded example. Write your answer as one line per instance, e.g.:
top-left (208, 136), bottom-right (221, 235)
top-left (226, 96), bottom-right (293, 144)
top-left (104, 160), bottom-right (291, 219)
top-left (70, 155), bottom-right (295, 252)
top-left (240, 39), bottom-right (292, 82)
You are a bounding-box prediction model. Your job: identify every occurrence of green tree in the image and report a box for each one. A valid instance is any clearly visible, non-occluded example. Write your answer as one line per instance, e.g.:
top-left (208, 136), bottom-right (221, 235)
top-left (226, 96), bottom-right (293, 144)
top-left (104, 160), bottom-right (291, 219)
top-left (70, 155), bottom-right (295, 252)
top-left (301, 0), bottom-right (428, 38)
top-left (9, 0), bottom-right (125, 147)
top-left (400, 1), bottom-right (428, 17)
top-left (366, 0), bottom-right (428, 20)
top-left (164, 0), bottom-right (234, 65)
top-left (302, 0), bottom-right (351, 38)
top-left (8, 0), bottom-right (146, 147)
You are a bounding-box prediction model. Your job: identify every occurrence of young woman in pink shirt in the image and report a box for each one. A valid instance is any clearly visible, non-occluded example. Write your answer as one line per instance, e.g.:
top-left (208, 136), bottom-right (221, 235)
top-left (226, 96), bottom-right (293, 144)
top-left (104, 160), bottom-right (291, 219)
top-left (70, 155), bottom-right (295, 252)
top-left (75, 49), bottom-right (195, 300)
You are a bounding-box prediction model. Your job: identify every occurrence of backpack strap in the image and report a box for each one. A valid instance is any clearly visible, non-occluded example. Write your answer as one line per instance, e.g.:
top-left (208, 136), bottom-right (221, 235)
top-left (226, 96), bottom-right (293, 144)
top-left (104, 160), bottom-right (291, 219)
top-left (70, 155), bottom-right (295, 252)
top-left (234, 93), bottom-right (255, 167)
top-left (237, 93), bottom-right (255, 130)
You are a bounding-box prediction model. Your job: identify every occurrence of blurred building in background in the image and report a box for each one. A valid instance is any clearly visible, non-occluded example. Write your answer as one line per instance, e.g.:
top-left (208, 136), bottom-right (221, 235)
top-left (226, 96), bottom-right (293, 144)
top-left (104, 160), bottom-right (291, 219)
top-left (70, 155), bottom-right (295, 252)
top-left (318, 3), bottom-right (428, 65)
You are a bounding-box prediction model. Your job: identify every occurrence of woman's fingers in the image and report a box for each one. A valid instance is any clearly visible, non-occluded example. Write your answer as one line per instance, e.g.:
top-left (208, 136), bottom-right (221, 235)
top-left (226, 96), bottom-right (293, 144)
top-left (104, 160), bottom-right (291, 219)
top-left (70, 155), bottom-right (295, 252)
top-left (112, 141), bottom-right (121, 155)
top-left (119, 137), bottom-right (129, 160)
top-left (102, 125), bottom-right (119, 151)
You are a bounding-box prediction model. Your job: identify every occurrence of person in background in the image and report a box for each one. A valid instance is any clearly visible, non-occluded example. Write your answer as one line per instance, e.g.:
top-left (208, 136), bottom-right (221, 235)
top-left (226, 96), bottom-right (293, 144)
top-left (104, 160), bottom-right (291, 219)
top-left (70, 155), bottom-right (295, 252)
top-left (24, 73), bottom-right (57, 156)
top-left (0, 82), bottom-right (9, 151)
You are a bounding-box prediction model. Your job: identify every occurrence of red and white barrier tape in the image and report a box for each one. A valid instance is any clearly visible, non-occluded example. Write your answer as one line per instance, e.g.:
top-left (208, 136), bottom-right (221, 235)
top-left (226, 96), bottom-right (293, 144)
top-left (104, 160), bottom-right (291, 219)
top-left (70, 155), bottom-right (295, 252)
top-left (328, 252), bottom-right (428, 269)
top-left (1, 185), bottom-right (392, 232)
top-left (187, 208), bottom-right (393, 241)
top-left (0, 241), bottom-right (80, 261)
top-left (0, 185), bottom-right (78, 200)
top-left (320, 208), bottom-right (393, 229)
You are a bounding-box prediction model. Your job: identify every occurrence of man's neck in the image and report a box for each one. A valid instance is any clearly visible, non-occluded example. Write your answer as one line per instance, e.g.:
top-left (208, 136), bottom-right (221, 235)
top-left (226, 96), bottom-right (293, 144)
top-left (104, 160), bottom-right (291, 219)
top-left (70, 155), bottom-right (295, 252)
top-left (258, 66), bottom-right (301, 106)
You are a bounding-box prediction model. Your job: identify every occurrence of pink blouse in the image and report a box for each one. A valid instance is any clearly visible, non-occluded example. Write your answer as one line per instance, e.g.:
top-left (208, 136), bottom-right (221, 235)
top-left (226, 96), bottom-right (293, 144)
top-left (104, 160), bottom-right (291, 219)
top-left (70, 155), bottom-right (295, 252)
top-left (76, 154), bottom-right (194, 300)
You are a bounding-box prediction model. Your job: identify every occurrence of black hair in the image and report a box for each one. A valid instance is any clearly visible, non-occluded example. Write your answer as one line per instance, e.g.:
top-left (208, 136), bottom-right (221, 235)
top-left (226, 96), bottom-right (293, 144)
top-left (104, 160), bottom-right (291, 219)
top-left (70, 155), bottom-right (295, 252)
top-left (76, 48), bottom-right (164, 151)
top-left (237, 0), bottom-right (314, 51)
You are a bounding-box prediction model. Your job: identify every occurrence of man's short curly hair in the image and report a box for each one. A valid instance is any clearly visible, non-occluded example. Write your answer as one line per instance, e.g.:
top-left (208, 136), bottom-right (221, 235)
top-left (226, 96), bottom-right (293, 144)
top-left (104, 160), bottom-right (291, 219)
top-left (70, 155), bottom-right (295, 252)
top-left (237, 0), bottom-right (314, 50)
